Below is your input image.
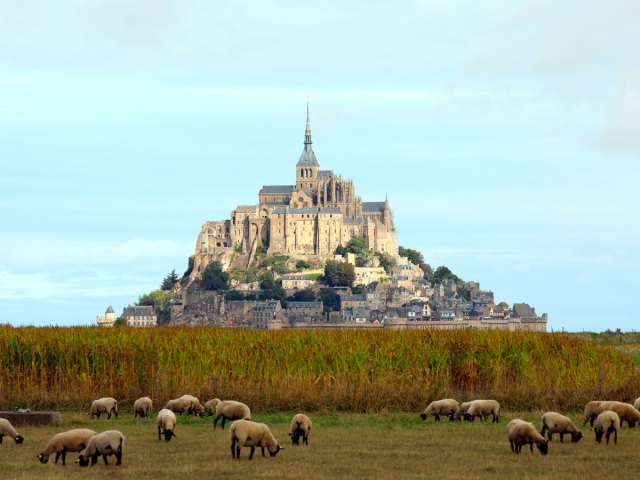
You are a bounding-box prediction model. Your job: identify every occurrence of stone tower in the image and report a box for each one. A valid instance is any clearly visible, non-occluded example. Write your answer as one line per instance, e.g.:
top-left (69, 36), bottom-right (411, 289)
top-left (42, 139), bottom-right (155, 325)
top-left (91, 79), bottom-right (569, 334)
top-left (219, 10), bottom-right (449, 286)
top-left (295, 101), bottom-right (320, 196)
top-left (96, 305), bottom-right (116, 327)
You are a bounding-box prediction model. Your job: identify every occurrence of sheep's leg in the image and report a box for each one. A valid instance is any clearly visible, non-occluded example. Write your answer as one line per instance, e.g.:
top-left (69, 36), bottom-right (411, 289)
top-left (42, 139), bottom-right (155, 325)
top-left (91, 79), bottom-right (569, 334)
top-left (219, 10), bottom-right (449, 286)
top-left (559, 432), bottom-right (564, 443)
top-left (114, 408), bottom-right (118, 418)
top-left (54, 451), bottom-right (61, 464)
top-left (434, 414), bottom-right (440, 422)
top-left (304, 434), bottom-right (309, 445)
top-left (613, 429), bottom-right (617, 445)
top-left (261, 446), bottom-right (266, 457)
top-left (529, 443), bottom-right (534, 454)
top-left (510, 441), bottom-right (515, 453)
top-left (249, 446), bottom-right (255, 460)
top-left (221, 417), bottom-right (227, 430)
top-left (115, 446), bottom-right (122, 465)
top-left (605, 430), bottom-right (610, 445)
top-left (214, 415), bottom-right (220, 429)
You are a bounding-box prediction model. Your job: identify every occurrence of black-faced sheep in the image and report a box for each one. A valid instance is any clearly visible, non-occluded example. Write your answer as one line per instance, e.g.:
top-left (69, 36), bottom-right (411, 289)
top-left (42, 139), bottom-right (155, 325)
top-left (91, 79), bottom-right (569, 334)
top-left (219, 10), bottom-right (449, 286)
top-left (88, 397), bottom-right (118, 419)
top-left (467, 399), bottom-right (501, 423)
top-left (37, 428), bottom-right (96, 465)
top-left (179, 394), bottom-right (205, 416)
top-left (204, 398), bottom-right (221, 416)
top-left (0, 418), bottom-right (24, 445)
top-left (157, 409), bottom-right (177, 442)
top-left (213, 400), bottom-right (251, 430)
top-left (420, 399), bottom-right (460, 422)
top-left (229, 419), bottom-right (282, 459)
top-left (289, 413), bottom-right (312, 445)
top-left (77, 430), bottom-right (125, 467)
top-left (453, 401), bottom-right (473, 421)
top-left (596, 401), bottom-right (640, 428)
top-left (133, 397), bottom-right (153, 418)
top-left (594, 411), bottom-right (620, 445)
top-left (583, 400), bottom-right (604, 427)
top-left (164, 397), bottom-right (193, 416)
top-left (507, 419), bottom-right (549, 455)
top-left (540, 412), bottom-right (583, 443)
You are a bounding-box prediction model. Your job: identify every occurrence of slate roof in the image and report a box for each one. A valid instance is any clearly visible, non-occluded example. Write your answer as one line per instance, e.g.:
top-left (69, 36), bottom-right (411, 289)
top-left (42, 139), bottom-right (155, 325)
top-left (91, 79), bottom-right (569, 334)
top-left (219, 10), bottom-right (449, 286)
top-left (272, 207), bottom-right (341, 215)
top-left (122, 306), bottom-right (156, 317)
top-left (343, 218), bottom-right (362, 225)
top-left (512, 303), bottom-right (536, 317)
top-left (297, 144), bottom-right (319, 167)
top-left (317, 170), bottom-right (333, 178)
top-left (105, 305), bottom-right (115, 314)
top-left (362, 201), bottom-right (385, 213)
top-left (259, 185), bottom-right (295, 194)
top-left (287, 301), bottom-right (323, 309)
top-left (252, 301), bottom-right (281, 312)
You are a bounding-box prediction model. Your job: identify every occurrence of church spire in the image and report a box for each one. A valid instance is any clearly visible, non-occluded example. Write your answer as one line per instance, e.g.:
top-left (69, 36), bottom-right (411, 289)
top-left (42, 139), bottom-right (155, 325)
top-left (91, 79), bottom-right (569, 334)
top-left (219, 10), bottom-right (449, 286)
top-left (304, 99), bottom-right (312, 145)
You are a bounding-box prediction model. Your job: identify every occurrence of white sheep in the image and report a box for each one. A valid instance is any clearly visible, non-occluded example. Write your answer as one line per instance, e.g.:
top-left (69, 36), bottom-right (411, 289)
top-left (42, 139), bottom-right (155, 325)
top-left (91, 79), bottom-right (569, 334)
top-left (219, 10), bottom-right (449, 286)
top-left (540, 412), bottom-right (583, 443)
top-left (213, 400), bottom-right (251, 430)
top-left (164, 397), bottom-right (193, 416)
top-left (204, 398), bottom-right (221, 416)
top-left (88, 397), bottom-right (118, 419)
top-left (0, 418), bottom-right (24, 445)
top-left (37, 428), bottom-right (96, 465)
top-left (453, 401), bottom-right (473, 421)
top-left (583, 400), bottom-right (604, 427)
top-left (77, 430), bottom-right (125, 467)
top-left (289, 413), bottom-right (312, 445)
top-left (157, 409), bottom-right (178, 442)
top-left (596, 401), bottom-right (640, 428)
top-left (420, 399), bottom-right (460, 422)
top-left (179, 394), bottom-right (205, 416)
top-left (467, 399), bottom-right (501, 423)
top-left (507, 419), bottom-right (549, 455)
top-left (133, 397), bottom-right (153, 418)
top-left (229, 419), bottom-right (283, 459)
top-left (594, 410), bottom-right (620, 445)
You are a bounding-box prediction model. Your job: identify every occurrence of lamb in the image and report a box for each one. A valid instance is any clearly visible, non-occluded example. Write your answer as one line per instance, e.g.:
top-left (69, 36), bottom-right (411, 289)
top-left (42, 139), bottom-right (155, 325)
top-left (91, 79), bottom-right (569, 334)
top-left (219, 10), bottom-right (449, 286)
top-left (594, 410), bottom-right (620, 445)
top-left (420, 399), bottom-right (460, 422)
top-left (596, 401), bottom-right (640, 428)
top-left (179, 394), bottom-right (205, 416)
top-left (213, 400), bottom-right (251, 430)
top-left (164, 397), bottom-right (193, 416)
top-left (37, 429), bottom-right (96, 465)
top-left (289, 413), bottom-right (312, 445)
top-left (77, 430), bottom-right (125, 467)
top-left (88, 397), bottom-right (118, 419)
top-left (583, 400), bottom-right (604, 426)
top-left (540, 412), bottom-right (583, 443)
top-left (157, 409), bottom-right (178, 442)
top-left (133, 397), bottom-right (153, 418)
top-left (229, 419), bottom-right (283, 459)
top-left (466, 399), bottom-right (501, 423)
top-left (0, 418), bottom-right (24, 445)
top-left (507, 419), bottom-right (549, 455)
top-left (453, 401), bottom-right (473, 421)
top-left (204, 398), bottom-right (221, 416)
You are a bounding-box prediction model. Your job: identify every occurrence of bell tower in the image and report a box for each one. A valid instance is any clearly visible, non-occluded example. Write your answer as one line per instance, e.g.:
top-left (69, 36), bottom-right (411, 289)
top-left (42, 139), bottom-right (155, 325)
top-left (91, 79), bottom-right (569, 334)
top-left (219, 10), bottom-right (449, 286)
top-left (296, 101), bottom-right (320, 196)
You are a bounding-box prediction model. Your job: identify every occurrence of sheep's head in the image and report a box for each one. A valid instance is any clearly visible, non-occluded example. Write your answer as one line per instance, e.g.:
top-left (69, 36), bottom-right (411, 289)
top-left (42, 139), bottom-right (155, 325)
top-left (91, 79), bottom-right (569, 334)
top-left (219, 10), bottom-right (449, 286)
top-left (77, 456), bottom-right (90, 467)
top-left (419, 412), bottom-right (427, 420)
top-left (571, 431), bottom-right (583, 443)
top-left (37, 453), bottom-right (48, 463)
top-left (537, 440), bottom-right (549, 455)
top-left (290, 431), bottom-right (301, 445)
top-left (594, 428), bottom-right (604, 443)
top-left (164, 430), bottom-right (176, 442)
top-left (269, 445), bottom-right (283, 457)
top-left (15, 434), bottom-right (24, 444)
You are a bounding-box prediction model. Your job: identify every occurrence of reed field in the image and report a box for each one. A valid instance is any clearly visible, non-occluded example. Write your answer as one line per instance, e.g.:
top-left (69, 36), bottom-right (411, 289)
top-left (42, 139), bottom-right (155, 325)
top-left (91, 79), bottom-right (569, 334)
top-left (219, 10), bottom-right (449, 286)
top-left (2, 411), bottom-right (640, 479)
top-left (1, 326), bottom-right (639, 412)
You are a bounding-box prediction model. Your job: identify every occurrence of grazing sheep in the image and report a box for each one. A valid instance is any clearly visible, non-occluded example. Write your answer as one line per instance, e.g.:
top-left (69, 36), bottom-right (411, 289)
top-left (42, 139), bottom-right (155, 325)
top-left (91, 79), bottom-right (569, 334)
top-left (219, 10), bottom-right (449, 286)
top-left (507, 419), bottom-right (549, 455)
top-left (420, 399), bottom-right (460, 422)
top-left (204, 398), bottom-right (221, 416)
top-left (213, 400), bottom-right (251, 430)
top-left (133, 397), bottom-right (153, 418)
top-left (597, 401), bottom-right (640, 428)
top-left (583, 400), bottom-right (604, 427)
top-left (467, 399), bottom-right (501, 423)
top-left (0, 418), bottom-right (24, 445)
top-left (540, 412), bottom-right (583, 443)
top-left (229, 420), bottom-right (283, 459)
top-left (88, 397), bottom-right (118, 419)
top-left (164, 397), bottom-right (193, 416)
top-left (289, 413), bottom-right (312, 445)
top-left (157, 409), bottom-right (178, 442)
top-left (179, 395), bottom-right (205, 416)
top-left (77, 430), bottom-right (125, 467)
top-left (453, 401), bottom-right (473, 422)
top-left (594, 411), bottom-right (620, 445)
top-left (37, 429), bottom-right (96, 465)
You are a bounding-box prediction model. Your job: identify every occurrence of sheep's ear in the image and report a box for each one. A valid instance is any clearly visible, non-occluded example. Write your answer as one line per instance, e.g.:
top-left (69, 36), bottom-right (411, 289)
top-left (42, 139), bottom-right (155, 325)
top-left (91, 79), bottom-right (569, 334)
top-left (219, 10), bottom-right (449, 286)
top-left (75, 459), bottom-right (80, 464)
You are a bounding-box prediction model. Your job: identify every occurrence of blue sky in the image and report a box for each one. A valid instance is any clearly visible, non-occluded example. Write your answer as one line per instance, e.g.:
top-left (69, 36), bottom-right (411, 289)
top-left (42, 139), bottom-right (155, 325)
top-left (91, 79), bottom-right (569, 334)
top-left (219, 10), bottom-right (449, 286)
top-left (1, 0), bottom-right (638, 331)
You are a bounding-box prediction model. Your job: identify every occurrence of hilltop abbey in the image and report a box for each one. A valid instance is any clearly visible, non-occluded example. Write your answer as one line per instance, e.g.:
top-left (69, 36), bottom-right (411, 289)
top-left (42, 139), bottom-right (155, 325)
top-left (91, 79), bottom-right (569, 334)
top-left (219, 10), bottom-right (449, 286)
top-left (192, 105), bottom-right (397, 276)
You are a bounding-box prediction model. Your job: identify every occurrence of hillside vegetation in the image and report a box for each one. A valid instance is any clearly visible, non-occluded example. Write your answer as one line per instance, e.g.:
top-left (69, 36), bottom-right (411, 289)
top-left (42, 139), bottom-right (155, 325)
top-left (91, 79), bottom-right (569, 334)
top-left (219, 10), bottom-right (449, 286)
top-left (1, 326), bottom-right (638, 412)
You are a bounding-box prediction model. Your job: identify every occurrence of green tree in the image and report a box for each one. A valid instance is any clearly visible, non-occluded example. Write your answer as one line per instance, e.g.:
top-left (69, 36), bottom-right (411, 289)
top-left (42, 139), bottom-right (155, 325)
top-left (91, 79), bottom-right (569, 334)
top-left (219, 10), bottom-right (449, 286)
top-left (375, 252), bottom-right (396, 274)
top-left (356, 250), bottom-right (373, 267)
top-left (137, 289), bottom-right (175, 313)
top-left (201, 261), bottom-right (229, 291)
top-left (161, 269), bottom-right (179, 291)
top-left (259, 271), bottom-right (276, 290)
top-left (347, 235), bottom-right (367, 255)
top-left (324, 260), bottom-right (355, 287)
top-left (295, 259), bottom-right (310, 270)
top-left (398, 246), bottom-right (432, 277)
top-left (334, 244), bottom-right (347, 256)
top-left (225, 290), bottom-right (246, 301)
top-left (431, 265), bottom-right (462, 285)
top-left (293, 289), bottom-right (317, 302)
top-left (319, 288), bottom-right (340, 313)
top-left (113, 316), bottom-right (127, 327)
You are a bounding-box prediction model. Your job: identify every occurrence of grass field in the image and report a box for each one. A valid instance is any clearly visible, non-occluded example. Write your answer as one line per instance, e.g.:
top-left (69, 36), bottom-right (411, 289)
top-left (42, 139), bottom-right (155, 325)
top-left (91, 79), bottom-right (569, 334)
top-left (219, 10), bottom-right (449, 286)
top-left (1, 410), bottom-right (639, 479)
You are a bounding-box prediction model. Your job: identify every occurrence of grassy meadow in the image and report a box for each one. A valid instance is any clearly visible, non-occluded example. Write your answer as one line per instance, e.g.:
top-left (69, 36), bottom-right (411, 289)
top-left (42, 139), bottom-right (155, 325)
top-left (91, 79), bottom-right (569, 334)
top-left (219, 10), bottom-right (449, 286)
top-left (2, 326), bottom-right (640, 412)
top-left (2, 411), bottom-right (640, 479)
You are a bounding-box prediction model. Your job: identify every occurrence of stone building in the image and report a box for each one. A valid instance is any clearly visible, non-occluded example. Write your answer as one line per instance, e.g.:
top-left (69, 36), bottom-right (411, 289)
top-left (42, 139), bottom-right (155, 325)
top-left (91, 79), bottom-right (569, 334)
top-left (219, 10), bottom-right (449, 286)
top-left (121, 306), bottom-right (157, 328)
top-left (96, 305), bottom-right (116, 327)
top-left (191, 104), bottom-right (397, 280)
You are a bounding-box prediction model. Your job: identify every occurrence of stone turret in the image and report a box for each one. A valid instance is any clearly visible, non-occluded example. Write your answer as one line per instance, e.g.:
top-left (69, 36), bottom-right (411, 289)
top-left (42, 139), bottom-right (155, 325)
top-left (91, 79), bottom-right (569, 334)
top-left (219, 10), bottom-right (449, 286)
top-left (296, 101), bottom-right (320, 195)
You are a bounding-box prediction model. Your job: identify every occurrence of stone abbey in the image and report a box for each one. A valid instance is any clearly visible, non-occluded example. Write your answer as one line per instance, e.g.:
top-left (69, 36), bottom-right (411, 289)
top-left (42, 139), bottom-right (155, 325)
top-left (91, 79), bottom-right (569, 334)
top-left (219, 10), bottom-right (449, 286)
top-left (192, 105), bottom-right (397, 276)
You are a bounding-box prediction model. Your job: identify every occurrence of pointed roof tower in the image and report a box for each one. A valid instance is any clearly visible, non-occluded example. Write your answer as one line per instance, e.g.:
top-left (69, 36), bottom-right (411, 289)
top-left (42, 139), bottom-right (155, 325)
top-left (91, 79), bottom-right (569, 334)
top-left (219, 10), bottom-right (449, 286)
top-left (297, 100), bottom-right (319, 167)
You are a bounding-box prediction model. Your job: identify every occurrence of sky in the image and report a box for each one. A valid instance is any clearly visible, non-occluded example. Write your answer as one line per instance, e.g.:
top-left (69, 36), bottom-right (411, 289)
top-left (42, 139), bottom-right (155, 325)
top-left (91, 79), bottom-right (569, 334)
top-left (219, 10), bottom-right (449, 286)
top-left (0, 0), bottom-right (638, 331)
